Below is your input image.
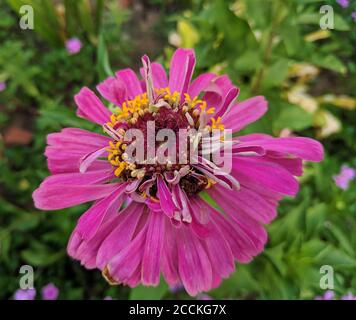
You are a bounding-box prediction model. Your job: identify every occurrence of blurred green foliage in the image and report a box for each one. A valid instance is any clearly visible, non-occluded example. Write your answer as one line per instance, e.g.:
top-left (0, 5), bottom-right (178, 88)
top-left (0, 0), bottom-right (355, 300)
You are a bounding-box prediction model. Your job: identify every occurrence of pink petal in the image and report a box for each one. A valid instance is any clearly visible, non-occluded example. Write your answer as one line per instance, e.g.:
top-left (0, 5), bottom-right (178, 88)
top-left (48, 158), bottom-right (110, 175)
top-left (141, 55), bottom-right (154, 102)
top-left (171, 185), bottom-right (192, 223)
top-left (45, 128), bottom-right (111, 174)
top-left (222, 96), bottom-right (268, 132)
top-left (177, 226), bottom-right (212, 296)
top-left (208, 184), bottom-right (277, 224)
top-left (33, 183), bottom-right (120, 210)
top-left (231, 156), bottom-right (299, 196)
top-left (201, 222), bottom-right (234, 277)
top-left (236, 137), bottom-right (324, 162)
top-left (140, 62), bottom-right (169, 91)
top-left (161, 220), bottom-right (179, 286)
top-left (79, 147), bottom-right (107, 173)
top-left (75, 183), bottom-right (127, 241)
top-left (169, 48), bottom-right (196, 94)
top-left (116, 68), bottom-right (143, 100)
top-left (47, 128), bottom-right (110, 150)
top-left (142, 212), bottom-right (166, 285)
top-left (75, 87), bottom-right (111, 125)
top-left (108, 222), bottom-right (148, 284)
top-left (96, 76), bottom-right (127, 106)
top-left (203, 75), bottom-right (235, 112)
top-left (39, 170), bottom-right (113, 188)
top-left (157, 175), bottom-right (176, 218)
top-left (188, 73), bottom-right (217, 98)
top-left (189, 199), bottom-right (213, 239)
top-left (96, 202), bottom-right (145, 269)
top-left (214, 87), bottom-right (239, 119)
top-left (151, 62), bottom-right (168, 88)
top-left (68, 202), bottom-right (129, 269)
top-left (208, 202), bottom-right (268, 263)
top-left (261, 156), bottom-right (303, 176)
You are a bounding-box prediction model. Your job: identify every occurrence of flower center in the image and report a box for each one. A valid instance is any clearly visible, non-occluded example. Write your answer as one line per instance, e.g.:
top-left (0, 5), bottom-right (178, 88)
top-left (104, 88), bottom-right (220, 196)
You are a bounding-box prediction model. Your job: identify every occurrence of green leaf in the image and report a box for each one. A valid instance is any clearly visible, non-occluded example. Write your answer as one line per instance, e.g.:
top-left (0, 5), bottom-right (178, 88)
top-left (9, 213), bottom-right (41, 232)
top-left (234, 50), bottom-right (262, 74)
top-left (310, 54), bottom-right (346, 74)
top-left (262, 58), bottom-right (291, 89)
top-left (334, 14), bottom-right (350, 31)
top-left (129, 280), bottom-right (168, 300)
top-left (280, 22), bottom-right (302, 56)
top-left (317, 246), bottom-right (356, 268)
top-left (97, 33), bottom-right (114, 81)
top-left (21, 246), bottom-right (65, 267)
top-left (264, 243), bottom-right (288, 276)
top-left (327, 225), bottom-right (355, 257)
top-left (211, 266), bottom-right (260, 298)
top-left (0, 231), bottom-right (11, 262)
top-left (274, 103), bottom-right (313, 131)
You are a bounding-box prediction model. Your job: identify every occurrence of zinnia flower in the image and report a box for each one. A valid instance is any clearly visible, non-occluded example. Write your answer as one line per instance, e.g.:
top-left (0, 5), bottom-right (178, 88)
top-left (66, 38), bottom-right (82, 55)
top-left (41, 283), bottom-right (59, 300)
top-left (33, 48), bottom-right (323, 296)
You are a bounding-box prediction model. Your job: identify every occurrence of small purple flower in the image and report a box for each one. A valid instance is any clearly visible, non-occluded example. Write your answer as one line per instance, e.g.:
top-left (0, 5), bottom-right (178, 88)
top-left (337, 0), bottom-right (349, 8)
top-left (41, 283), bottom-right (59, 300)
top-left (0, 81), bottom-right (6, 92)
top-left (352, 12), bottom-right (356, 22)
top-left (169, 283), bottom-right (184, 294)
top-left (341, 292), bottom-right (356, 300)
top-left (13, 288), bottom-right (36, 300)
top-left (196, 293), bottom-right (213, 300)
top-left (65, 38), bottom-right (82, 55)
top-left (333, 165), bottom-right (356, 190)
top-left (103, 296), bottom-right (113, 300)
top-left (315, 290), bottom-right (334, 300)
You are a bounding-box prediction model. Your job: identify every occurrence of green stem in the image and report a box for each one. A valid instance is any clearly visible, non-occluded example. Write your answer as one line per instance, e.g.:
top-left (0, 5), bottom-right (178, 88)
top-left (251, 1), bottom-right (282, 95)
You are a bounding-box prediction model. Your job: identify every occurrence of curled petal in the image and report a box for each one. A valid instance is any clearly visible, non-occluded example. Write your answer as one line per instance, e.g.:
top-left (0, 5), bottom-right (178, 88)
top-left (169, 48), bottom-right (196, 94)
top-left (75, 87), bottom-right (111, 125)
top-left (157, 175), bottom-right (177, 218)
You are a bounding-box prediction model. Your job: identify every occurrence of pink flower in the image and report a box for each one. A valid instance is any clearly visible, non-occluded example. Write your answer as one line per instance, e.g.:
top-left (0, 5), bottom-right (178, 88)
top-left (33, 48), bottom-right (323, 296)
top-left (41, 283), bottom-right (59, 300)
top-left (333, 165), bottom-right (356, 190)
top-left (0, 81), bottom-right (6, 92)
top-left (337, 0), bottom-right (349, 8)
top-left (66, 38), bottom-right (82, 55)
top-left (13, 288), bottom-right (36, 300)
